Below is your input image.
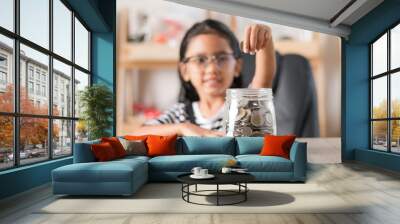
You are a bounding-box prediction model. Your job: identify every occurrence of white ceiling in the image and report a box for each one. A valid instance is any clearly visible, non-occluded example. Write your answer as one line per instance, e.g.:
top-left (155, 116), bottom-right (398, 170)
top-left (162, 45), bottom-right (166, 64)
top-left (226, 0), bottom-right (352, 22)
top-left (165, 0), bottom-right (384, 38)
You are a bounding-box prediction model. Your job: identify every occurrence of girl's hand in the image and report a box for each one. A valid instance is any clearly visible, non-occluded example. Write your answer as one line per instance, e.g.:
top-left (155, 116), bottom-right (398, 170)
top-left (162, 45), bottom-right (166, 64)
top-left (179, 122), bottom-right (225, 137)
top-left (241, 24), bottom-right (272, 55)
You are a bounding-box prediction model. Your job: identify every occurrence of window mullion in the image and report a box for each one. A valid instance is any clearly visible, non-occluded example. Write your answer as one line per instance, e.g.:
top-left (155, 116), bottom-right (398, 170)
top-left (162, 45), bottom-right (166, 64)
top-left (388, 30), bottom-right (391, 152)
top-left (13, 0), bottom-right (20, 167)
top-left (370, 45), bottom-right (373, 149)
top-left (48, 0), bottom-right (54, 160)
top-left (71, 10), bottom-right (76, 155)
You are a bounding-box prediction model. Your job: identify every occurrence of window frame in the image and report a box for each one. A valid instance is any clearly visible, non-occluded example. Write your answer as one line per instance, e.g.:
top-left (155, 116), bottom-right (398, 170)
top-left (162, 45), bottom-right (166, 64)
top-left (0, 0), bottom-right (92, 171)
top-left (370, 20), bottom-right (400, 154)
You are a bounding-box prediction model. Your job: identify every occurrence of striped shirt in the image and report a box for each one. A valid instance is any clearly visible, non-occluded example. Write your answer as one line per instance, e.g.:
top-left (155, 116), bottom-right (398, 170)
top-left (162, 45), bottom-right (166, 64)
top-left (144, 102), bottom-right (225, 131)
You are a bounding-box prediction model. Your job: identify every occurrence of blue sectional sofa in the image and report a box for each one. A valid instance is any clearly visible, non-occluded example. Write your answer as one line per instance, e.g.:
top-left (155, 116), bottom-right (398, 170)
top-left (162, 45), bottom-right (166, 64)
top-left (52, 137), bottom-right (307, 196)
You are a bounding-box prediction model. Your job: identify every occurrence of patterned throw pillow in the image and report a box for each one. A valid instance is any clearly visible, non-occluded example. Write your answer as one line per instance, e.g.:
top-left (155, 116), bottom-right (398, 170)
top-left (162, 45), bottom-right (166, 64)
top-left (119, 138), bottom-right (147, 156)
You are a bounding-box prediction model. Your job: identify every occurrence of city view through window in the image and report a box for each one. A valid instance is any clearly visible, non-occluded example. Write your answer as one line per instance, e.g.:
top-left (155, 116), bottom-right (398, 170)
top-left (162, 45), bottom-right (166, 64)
top-left (371, 23), bottom-right (400, 153)
top-left (0, 0), bottom-right (90, 170)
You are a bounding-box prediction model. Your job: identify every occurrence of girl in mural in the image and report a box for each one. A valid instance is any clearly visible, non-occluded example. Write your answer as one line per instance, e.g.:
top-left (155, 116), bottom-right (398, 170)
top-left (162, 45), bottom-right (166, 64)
top-left (134, 19), bottom-right (276, 136)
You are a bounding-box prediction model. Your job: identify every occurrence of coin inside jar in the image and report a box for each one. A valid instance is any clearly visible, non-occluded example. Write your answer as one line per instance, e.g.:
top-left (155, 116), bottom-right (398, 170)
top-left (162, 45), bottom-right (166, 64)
top-left (241, 126), bottom-right (253, 136)
top-left (265, 112), bottom-right (273, 125)
top-left (235, 107), bottom-right (250, 121)
top-left (250, 110), bottom-right (266, 127)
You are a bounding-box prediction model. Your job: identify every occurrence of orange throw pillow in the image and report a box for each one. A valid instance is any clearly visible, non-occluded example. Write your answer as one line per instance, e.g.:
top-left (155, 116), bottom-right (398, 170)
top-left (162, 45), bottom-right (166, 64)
top-left (124, 135), bottom-right (148, 141)
top-left (260, 135), bottom-right (296, 159)
top-left (91, 142), bottom-right (117, 161)
top-left (101, 137), bottom-right (126, 158)
top-left (146, 135), bottom-right (177, 157)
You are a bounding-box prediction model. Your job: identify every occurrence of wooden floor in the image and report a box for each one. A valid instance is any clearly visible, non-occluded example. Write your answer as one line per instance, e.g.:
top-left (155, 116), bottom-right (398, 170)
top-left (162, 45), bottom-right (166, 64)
top-left (1, 139), bottom-right (400, 224)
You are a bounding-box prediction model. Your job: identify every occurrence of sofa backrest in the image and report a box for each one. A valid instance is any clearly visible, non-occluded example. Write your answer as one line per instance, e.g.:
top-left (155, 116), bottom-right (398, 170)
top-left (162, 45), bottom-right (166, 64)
top-left (235, 137), bottom-right (264, 155)
top-left (73, 139), bottom-right (100, 163)
top-left (177, 137), bottom-right (235, 155)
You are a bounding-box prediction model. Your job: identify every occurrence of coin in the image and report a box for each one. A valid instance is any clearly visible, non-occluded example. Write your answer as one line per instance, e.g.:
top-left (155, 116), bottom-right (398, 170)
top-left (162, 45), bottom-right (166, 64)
top-left (250, 110), bottom-right (266, 127)
top-left (235, 108), bottom-right (251, 122)
top-left (241, 126), bottom-right (253, 136)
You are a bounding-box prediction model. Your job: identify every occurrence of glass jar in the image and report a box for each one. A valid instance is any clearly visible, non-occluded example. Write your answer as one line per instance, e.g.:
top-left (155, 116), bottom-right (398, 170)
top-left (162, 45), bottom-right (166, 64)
top-left (224, 88), bottom-right (276, 137)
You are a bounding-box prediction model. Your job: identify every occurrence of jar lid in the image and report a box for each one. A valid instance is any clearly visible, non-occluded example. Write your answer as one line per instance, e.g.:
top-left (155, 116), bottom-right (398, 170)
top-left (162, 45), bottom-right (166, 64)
top-left (226, 88), bottom-right (273, 100)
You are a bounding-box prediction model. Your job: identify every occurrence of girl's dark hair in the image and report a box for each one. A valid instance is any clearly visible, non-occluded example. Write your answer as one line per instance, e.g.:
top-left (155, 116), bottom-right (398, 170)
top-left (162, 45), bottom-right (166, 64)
top-left (178, 19), bottom-right (243, 103)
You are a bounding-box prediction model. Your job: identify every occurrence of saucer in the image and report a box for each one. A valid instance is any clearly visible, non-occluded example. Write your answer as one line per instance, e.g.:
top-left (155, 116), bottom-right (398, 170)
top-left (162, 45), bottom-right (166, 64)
top-left (190, 174), bottom-right (215, 179)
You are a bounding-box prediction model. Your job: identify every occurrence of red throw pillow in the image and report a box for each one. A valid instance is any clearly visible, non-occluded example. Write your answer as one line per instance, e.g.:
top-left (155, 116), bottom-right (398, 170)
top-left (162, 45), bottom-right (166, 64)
top-left (260, 135), bottom-right (296, 159)
top-left (146, 135), bottom-right (177, 157)
top-left (91, 142), bottom-right (117, 161)
top-left (101, 137), bottom-right (126, 158)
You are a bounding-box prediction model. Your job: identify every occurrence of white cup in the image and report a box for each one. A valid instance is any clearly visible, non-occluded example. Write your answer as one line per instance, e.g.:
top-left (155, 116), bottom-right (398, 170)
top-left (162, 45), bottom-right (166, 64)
top-left (200, 169), bottom-right (208, 176)
top-left (191, 167), bottom-right (202, 176)
top-left (221, 167), bottom-right (232, 174)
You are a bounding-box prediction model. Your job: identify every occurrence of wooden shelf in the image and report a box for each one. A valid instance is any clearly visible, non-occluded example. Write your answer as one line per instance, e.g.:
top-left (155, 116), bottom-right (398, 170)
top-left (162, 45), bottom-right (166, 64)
top-left (118, 8), bottom-right (320, 70)
top-left (119, 42), bottom-right (178, 69)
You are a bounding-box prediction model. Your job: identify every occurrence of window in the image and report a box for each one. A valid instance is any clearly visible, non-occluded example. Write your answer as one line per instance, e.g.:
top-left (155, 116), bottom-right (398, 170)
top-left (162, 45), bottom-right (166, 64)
top-left (0, 34), bottom-right (13, 113)
top-left (36, 83), bottom-right (40, 95)
top-left (28, 81), bottom-right (34, 94)
top-left (35, 70), bottom-right (40, 81)
top-left (28, 67), bottom-right (34, 80)
top-left (53, 59), bottom-right (72, 117)
top-left (42, 85), bottom-right (46, 97)
top-left (0, 0), bottom-right (14, 32)
top-left (53, 0), bottom-right (72, 60)
top-left (0, 116), bottom-right (13, 170)
top-left (0, 54), bottom-right (7, 67)
top-left (53, 119), bottom-right (72, 158)
top-left (0, 53), bottom-right (8, 87)
top-left (20, 0), bottom-right (49, 49)
top-left (0, 0), bottom-right (91, 170)
top-left (371, 23), bottom-right (400, 154)
top-left (75, 18), bottom-right (89, 70)
top-left (74, 69), bottom-right (89, 118)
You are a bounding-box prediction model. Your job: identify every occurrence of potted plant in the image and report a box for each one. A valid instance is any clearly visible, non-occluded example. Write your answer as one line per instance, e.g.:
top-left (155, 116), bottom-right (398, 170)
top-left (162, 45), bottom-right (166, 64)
top-left (79, 84), bottom-right (113, 140)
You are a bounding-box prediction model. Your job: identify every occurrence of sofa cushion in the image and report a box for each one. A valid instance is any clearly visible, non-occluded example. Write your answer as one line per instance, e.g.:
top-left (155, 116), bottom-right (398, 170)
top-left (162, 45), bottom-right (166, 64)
top-left (235, 137), bottom-right (263, 155)
top-left (53, 157), bottom-right (148, 183)
top-left (114, 155), bottom-right (150, 164)
top-left (177, 137), bottom-right (235, 155)
top-left (73, 140), bottom-right (100, 163)
top-left (148, 154), bottom-right (235, 172)
top-left (236, 155), bottom-right (293, 172)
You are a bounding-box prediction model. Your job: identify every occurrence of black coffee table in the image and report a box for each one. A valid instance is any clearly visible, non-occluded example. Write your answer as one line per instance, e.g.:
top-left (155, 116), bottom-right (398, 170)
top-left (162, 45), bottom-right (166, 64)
top-left (177, 172), bottom-right (255, 206)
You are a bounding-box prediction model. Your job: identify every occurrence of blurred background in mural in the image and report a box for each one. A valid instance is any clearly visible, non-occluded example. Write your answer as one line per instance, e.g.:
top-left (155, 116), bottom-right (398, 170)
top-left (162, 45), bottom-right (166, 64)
top-left (116, 0), bottom-right (341, 138)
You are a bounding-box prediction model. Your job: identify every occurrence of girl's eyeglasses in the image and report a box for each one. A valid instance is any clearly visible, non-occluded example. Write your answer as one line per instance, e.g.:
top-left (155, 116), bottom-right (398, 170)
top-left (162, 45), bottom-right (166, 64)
top-left (182, 53), bottom-right (237, 69)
